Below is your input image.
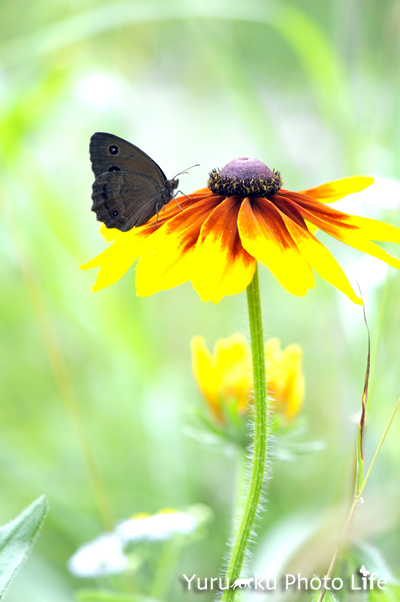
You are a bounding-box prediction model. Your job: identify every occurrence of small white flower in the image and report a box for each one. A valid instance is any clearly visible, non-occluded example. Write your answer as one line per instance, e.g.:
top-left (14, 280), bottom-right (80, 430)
top-left (68, 532), bottom-right (127, 578)
top-left (67, 506), bottom-right (211, 578)
top-left (116, 510), bottom-right (198, 543)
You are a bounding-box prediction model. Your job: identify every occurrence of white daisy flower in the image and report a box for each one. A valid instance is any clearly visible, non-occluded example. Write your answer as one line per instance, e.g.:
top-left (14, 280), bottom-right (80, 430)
top-left (67, 532), bottom-right (127, 578)
top-left (115, 509), bottom-right (198, 543)
top-left (67, 505), bottom-right (211, 578)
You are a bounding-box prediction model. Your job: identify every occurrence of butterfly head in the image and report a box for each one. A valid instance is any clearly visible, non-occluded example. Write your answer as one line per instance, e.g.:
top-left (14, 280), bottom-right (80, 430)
top-left (167, 178), bottom-right (179, 196)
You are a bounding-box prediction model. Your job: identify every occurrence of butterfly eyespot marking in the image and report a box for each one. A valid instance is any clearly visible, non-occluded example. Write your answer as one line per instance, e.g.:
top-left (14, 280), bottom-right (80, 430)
top-left (109, 145), bottom-right (118, 155)
top-left (112, 211), bottom-right (118, 217)
top-left (108, 165), bottom-right (121, 172)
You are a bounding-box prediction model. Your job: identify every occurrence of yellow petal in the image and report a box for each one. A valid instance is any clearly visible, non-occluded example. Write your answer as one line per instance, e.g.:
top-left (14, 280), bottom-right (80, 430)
top-left (343, 215), bottom-right (400, 242)
top-left (80, 227), bottom-right (149, 292)
top-left (282, 215), bottom-right (362, 304)
top-left (280, 344), bottom-right (305, 420)
top-left (337, 215), bottom-right (400, 269)
top-left (318, 219), bottom-right (400, 271)
top-left (83, 190), bottom-right (210, 293)
top-left (299, 176), bottom-right (374, 203)
top-left (286, 195), bottom-right (400, 272)
top-left (191, 197), bottom-right (257, 303)
top-left (297, 177), bottom-right (374, 234)
top-left (305, 220), bottom-right (318, 235)
top-left (136, 197), bottom-right (220, 297)
top-left (238, 197), bottom-right (315, 296)
top-left (214, 334), bottom-right (251, 412)
top-left (99, 223), bottom-right (122, 243)
top-left (191, 336), bottom-right (223, 422)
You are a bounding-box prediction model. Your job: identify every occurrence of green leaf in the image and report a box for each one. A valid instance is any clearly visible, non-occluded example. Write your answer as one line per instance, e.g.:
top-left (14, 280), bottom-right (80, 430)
top-left (368, 584), bottom-right (400, 602)
top-left (0, 495), bottom-right (49, 599)
top-left (75, 590), bottom-right (161, 602)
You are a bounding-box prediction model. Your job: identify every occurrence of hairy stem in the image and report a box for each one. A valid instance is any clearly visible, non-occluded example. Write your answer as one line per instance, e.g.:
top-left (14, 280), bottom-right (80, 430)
top-left (221, 264), bottom-right (268, 602)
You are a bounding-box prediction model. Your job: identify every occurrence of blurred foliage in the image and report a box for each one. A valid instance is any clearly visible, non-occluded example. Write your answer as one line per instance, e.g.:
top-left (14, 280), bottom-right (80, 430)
top-left (1, 0), bottom-right (400, 601)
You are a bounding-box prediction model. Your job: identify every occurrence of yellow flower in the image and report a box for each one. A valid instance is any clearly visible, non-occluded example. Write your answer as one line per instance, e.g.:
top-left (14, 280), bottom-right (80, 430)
top-left (191, 334), bottom-right (304, 423)
top-left (191, 334), bottom-right (250, 422)
top-left (81, 156), bottom-right (400, 304)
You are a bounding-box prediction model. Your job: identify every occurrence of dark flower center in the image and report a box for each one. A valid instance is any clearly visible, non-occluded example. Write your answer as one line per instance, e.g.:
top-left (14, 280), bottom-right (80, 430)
top-left (208, 158), bottom-right (283, 198)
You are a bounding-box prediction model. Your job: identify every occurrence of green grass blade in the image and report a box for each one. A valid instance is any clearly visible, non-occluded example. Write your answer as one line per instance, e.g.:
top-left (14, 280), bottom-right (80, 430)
top-left (355, 297), bottom-right (371, 496)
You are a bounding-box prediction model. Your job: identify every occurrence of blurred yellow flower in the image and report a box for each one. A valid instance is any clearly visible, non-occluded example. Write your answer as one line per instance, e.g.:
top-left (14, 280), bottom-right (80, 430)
top-left (191, 334), bottom-right (250, 422)
top-left (191, 334), bottom-right (304, 423)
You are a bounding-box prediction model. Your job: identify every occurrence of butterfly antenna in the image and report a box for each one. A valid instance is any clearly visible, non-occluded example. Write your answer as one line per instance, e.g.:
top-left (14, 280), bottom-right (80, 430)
top-left (173, 164), bottom-right (200, 179)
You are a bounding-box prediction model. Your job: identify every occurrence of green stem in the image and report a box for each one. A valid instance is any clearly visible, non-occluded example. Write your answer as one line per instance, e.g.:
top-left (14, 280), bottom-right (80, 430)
top-left (232, 448), bottom-right (247, 537)
top-left (317, 393), bottom-right (400, 602)
top-left (221, 264), bottom-right (268, 602)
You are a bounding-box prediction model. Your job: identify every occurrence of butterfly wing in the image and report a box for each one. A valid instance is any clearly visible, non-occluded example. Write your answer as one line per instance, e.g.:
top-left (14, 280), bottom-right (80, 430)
top-left (89, 132), bottom-right (168, 185)
top-left (91, 171), bottom-right (164, 231)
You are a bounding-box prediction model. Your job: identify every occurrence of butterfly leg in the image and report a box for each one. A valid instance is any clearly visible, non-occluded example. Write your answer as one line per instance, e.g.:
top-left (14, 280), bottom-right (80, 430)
top-left (174, 191), bottom-right (191, 210)
top-left (154, 203), bottom-right (164, 229)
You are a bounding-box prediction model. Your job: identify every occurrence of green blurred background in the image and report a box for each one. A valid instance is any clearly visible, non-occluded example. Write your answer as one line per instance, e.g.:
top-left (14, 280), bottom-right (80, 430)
top-left (1, 0), bottom-right (400, 600)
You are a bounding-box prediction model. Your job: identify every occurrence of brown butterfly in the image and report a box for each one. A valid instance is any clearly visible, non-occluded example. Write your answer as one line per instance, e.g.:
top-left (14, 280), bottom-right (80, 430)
top-left (90, 133), bottom-right (196, 231)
